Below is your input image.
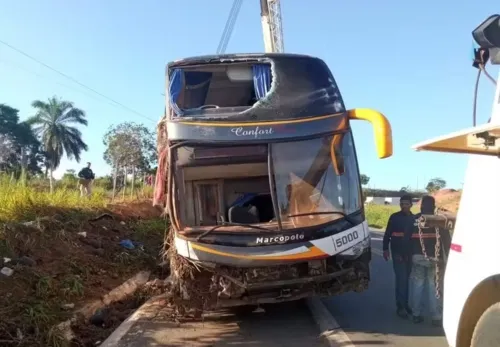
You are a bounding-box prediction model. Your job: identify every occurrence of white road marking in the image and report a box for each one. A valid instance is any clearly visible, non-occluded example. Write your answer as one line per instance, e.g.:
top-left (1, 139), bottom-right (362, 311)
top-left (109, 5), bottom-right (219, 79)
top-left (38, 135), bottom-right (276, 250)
top-left (307, 297), bottom-right (355, 347)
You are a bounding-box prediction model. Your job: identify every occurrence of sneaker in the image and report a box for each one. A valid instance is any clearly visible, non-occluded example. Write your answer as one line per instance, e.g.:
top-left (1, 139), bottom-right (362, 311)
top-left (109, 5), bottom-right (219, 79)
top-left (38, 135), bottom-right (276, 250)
top-left (431, 319), bottom-right (442, 327)
top-left (396, 308), bottom-right (408, 319)
top-left (405, 307), bottom-right (413, 315)
top-left (412, 315), bottom-right (424, 324)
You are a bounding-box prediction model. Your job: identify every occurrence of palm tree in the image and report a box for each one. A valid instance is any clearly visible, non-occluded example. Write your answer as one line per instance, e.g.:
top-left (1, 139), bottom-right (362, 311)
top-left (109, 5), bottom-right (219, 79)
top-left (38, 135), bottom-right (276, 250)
top-left (27, 96), bottom-right (88, 192)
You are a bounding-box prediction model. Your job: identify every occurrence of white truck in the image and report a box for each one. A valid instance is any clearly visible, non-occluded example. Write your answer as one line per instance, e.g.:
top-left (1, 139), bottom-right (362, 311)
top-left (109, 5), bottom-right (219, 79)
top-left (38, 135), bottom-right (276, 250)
top-left (412, 14), bottom-right (500, 347)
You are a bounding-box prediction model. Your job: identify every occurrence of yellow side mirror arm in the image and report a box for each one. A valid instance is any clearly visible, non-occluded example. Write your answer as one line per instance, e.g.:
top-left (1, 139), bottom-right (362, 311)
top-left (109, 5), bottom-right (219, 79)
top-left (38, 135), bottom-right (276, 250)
top-left (347, 108), bottom-right (393, 159)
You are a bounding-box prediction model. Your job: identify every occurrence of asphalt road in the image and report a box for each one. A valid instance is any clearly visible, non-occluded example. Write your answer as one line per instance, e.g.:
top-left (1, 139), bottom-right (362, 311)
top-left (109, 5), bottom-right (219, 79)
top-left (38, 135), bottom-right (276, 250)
top-left (106, 299), bottom-right (325, 347)
top-left (323, 230), bottom-right (449, 347)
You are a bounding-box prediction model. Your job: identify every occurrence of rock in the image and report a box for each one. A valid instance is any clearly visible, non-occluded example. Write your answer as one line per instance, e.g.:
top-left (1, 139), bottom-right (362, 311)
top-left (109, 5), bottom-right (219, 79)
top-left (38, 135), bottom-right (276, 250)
top-left (89, 308), bottom-right (108, 326)
top-left (77, 231), bottom-right (87, 237)
top-left (120, 221), bottom-right (126, 225)
top-left (1, 267), bottom-right (14, 277)
top-left (102, 271), bottom-right (150, 305)
top-left (3, 257), bottom-right (11, 264)
top-left (63, 303), bottom-right (75, 310)
top-left (56, 320), bottom-right (75, 341)
top-left (92, 248), bottom-right (105, 256)
top-left (81, 238), bottom-right (102, 249)
top-left (13, 256), bottom-right (36, 267)
top-left (22, 221), bottom-right (36, 227)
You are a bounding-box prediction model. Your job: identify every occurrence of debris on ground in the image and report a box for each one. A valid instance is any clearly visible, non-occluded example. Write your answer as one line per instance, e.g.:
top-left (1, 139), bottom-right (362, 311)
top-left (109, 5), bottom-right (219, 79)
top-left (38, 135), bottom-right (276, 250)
top-left (0, 200), bottom-right (168, 347)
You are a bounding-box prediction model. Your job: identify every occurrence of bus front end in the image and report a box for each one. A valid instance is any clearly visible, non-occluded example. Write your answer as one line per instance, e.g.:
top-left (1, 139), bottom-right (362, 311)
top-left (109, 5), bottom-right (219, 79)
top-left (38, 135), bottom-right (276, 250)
top-left (157, 53), bottom-right (392, 310)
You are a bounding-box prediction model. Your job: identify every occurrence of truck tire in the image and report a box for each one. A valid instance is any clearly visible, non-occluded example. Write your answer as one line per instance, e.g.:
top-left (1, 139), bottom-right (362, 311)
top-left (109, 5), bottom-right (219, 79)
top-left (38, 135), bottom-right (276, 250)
top-left (471, 302), bottom-right (500, 347)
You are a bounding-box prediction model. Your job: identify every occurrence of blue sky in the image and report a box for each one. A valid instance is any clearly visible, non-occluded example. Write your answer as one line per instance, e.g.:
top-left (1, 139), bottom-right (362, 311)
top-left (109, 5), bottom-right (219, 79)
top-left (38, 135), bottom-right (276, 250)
top-left (1, 0), bottom-right (498, 190)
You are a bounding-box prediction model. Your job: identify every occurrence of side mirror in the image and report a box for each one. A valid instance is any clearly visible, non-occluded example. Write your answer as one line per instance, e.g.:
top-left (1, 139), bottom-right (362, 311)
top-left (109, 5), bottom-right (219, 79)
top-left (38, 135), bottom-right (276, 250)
top-left (473, 14), bottom-right (500, 49)
top-left (472, 14), bottom-right (500, 64)
top-left (347, 108), bottom-right (393, 159)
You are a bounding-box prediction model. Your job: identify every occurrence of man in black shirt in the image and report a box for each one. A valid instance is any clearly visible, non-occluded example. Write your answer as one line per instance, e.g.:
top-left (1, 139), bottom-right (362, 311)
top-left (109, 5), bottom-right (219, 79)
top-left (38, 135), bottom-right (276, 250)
top-left (78, 162), bottom-right (95, 197)
top-left (383, 194), bottom-right (414, 318)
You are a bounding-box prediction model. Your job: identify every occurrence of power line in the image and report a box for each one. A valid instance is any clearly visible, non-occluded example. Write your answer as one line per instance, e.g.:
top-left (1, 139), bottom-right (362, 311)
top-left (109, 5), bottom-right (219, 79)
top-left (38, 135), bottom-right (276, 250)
top-left (0, 58), bottom-right (128, 112)
top-left (0, 38), bottom-right (156, 123)
top-left (217, 0), bottom-right (243, 54)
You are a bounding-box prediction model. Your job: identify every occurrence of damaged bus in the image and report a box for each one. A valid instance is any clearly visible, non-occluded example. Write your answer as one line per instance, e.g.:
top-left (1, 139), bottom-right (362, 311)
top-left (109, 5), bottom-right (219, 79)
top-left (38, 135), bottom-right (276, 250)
top-left (155, 53), bottom-right (393, 309)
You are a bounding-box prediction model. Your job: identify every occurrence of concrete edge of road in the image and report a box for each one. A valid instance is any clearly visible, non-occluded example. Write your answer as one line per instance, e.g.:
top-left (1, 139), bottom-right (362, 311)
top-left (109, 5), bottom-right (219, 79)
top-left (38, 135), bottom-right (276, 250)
top-left (306, 297), bottom-right (355, 347)
top-left (99, 294), bottom-right (167, 347)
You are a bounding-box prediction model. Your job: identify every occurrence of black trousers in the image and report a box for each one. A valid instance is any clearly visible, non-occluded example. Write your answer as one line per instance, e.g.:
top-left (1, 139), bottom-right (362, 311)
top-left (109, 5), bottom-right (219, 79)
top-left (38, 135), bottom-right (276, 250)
top-left (392, 258), bottom-right (412, 311)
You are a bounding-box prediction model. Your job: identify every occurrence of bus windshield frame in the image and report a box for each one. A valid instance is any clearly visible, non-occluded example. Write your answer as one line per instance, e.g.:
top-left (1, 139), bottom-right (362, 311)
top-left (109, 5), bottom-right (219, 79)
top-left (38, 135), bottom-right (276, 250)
top-left (169, 130), bottom-right (363, 232)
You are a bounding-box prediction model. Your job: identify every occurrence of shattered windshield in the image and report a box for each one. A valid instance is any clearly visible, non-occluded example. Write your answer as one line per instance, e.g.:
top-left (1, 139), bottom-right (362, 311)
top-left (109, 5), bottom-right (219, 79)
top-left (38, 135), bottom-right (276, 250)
top-left (271, 132), bottom-right (362, 229)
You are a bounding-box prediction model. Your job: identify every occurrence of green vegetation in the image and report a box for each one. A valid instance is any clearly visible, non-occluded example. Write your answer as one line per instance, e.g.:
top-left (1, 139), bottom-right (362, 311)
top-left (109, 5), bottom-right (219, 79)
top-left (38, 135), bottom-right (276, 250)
top-left (364, 204), bottom-right (398, 229)
top-left (0, 176), bottom-right (107, 222)
top-left (364, 204), bottom-right (420, 229)
top-left (27, 97), bottom-right (89, 193)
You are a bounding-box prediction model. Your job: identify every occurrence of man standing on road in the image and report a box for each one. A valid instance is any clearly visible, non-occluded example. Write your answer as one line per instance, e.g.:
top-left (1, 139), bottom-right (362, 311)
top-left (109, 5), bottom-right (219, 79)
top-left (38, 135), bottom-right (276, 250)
top-left (383, 194), bottom-right (414, 319)
top-left (78, 162), bottom-right (95, 197)
top-left (410, 195), bottom-right (451, 326)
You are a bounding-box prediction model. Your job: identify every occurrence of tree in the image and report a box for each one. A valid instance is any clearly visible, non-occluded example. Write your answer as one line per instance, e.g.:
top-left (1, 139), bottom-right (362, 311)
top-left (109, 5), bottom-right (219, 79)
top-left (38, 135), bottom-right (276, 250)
top-left (103, 122), bottom-right (156, 198)
top-left (61, 169), bottom-right (78, 187)
top-left (426, 177), bottom-right (446, 193)
top-left (0, 104), bottom-right (43, 181)
top-left (360, 174), bottom-right (370, 186)
top-left (27, 97), bottom-right (88, 192)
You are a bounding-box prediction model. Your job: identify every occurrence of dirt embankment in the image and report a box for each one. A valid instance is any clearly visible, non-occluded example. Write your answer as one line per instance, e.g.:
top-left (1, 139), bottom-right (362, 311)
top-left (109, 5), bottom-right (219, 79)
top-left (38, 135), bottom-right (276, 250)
top-left (0, 200), bottom-right (168, 347)
top-left (432, 189), bottom-right (462, 213)
top-left (414, 189), bottom-right (462, 214)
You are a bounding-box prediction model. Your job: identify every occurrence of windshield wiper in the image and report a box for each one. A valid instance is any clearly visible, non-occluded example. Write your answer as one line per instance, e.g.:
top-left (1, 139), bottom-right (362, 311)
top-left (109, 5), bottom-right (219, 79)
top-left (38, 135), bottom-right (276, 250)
top-left (287, 211), bottom-right (355, 226)
top-left (196, 221), bottom-right (275, 242)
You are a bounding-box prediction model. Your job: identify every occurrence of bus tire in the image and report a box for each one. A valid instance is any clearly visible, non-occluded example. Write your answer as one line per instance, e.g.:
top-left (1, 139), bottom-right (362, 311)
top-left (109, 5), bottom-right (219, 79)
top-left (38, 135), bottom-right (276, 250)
top-left (471, 302), bottom-right (500, 347)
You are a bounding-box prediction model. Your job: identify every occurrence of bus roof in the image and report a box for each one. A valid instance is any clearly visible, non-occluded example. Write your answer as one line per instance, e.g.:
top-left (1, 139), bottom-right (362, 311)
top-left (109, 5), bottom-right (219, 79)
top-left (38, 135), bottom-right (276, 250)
top-left (167, 53), bottom-right (318, 69)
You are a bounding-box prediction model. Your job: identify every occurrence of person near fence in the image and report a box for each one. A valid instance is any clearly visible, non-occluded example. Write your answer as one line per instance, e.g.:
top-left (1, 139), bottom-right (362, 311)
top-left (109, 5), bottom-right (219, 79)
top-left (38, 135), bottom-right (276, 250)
top-left (383, 194), bottom-right (415, 319)
top-left (409, 195), bottom-right (451, 326)
top-left (78, 162), bottom-right (95, 197)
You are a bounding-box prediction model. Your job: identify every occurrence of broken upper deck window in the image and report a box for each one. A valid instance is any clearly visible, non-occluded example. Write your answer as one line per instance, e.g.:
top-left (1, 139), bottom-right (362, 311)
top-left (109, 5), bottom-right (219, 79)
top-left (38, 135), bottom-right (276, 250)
top-left (168, 63), bottom-right (272, 117)
top-left (167, 55), bottom-right (345, 121)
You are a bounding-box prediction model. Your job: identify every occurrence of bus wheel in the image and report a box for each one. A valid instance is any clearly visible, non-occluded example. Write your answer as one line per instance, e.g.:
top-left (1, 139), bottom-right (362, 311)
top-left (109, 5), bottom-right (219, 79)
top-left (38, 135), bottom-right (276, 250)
top-left (471, 302), bottom-right (500, 347)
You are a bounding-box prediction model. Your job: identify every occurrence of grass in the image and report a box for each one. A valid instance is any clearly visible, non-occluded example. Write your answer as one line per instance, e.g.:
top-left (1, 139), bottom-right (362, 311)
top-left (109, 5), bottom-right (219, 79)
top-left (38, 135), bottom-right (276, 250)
top-left (364, 204), bottom-right (419, 229)
top-left (0, 177), bottom-right (107, 223)
top-left (0, 175), bottom-right (164, 346)
top-left (364, 204), bottom-right (398, 229)
top-left (0, 176), bottom-right (154, 223)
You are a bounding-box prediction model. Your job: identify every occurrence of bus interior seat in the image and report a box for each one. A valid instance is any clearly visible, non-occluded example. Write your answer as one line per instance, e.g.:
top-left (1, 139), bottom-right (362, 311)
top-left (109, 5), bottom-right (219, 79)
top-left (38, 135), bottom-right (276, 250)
top-left (228, 205), bottom-right (260, 224)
